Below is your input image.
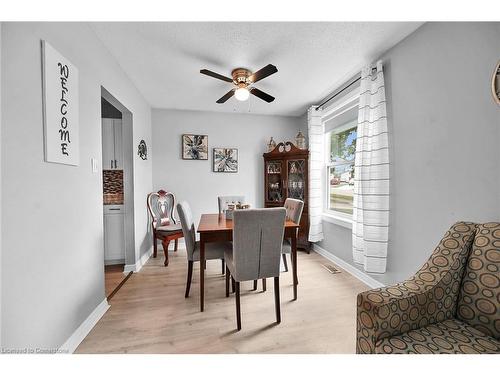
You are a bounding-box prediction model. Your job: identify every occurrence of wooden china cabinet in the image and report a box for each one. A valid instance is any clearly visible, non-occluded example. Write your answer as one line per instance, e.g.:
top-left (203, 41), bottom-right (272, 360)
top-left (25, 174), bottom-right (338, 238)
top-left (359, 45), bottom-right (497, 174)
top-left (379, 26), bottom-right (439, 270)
top-left (263, 141), bottom-right (310, 252)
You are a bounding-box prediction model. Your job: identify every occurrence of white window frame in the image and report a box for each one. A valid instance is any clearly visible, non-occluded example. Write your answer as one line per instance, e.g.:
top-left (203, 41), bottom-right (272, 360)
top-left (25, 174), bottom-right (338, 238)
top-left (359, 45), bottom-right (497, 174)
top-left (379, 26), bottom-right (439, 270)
top-left (321, 89), bottom-right (360, 229)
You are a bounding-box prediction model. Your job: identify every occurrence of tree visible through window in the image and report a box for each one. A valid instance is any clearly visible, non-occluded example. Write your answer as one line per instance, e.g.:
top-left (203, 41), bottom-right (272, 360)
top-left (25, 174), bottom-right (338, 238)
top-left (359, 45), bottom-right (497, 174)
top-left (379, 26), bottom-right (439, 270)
top-left (327, 122), bottom-right (357, 215)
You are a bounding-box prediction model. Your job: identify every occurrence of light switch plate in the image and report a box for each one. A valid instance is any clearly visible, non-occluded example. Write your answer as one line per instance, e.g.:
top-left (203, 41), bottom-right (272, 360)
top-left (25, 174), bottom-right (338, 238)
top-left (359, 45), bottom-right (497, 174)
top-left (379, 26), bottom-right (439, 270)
top-left (91, 158), bottom-right (98, 173)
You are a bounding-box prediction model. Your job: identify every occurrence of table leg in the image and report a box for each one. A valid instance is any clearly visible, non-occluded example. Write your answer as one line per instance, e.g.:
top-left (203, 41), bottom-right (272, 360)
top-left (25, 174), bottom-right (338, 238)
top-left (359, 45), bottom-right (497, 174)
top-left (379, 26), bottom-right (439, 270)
top-left (200, 235), bottom-right (205, 312)
top-left (292, 229), bottom-right (298, 301)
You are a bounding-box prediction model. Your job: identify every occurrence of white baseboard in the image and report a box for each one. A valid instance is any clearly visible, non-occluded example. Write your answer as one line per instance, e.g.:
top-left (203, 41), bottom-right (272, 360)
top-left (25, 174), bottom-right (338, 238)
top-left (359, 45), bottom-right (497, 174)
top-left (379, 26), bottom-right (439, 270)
top-left (312, 244), bottom-right (385, 289)
top-left (123, 247), bottom-right (153, 273)
top-left (104, 258), bottom-right (125, 266)
top-left (59, 299), bottom-right (109, 354)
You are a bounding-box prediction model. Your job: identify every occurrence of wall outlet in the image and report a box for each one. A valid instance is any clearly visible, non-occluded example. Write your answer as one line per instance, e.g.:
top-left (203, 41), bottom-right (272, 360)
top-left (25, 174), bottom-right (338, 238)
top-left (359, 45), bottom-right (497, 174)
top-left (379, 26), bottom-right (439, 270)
top-left (91, 158), bottom-right (98, 173)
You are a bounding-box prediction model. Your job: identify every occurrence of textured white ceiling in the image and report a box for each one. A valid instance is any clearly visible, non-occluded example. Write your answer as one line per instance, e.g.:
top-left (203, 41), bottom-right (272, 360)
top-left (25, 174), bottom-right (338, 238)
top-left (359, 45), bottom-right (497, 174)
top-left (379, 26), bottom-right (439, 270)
top-left (91, 22), bottom-right (423, 116)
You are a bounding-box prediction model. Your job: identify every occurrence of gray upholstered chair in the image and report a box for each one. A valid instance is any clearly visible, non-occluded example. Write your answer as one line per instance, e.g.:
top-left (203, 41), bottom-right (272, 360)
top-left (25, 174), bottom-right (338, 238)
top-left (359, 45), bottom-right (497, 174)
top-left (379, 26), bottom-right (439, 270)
top-left (250, 198), bottom-right (303, 289)
top-left (224, 208), bottom-right (286, 330)
top-left (177, 201), bottom-right (232, 298)
top-left (281, 198), bottom-right (304, 272)
top-left (218, 195), bottom-right (245, 214)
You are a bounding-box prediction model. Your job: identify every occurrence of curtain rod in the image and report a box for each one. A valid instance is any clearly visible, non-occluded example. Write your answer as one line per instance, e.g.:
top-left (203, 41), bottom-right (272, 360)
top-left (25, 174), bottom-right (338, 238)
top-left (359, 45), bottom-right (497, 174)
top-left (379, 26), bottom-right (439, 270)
top-left (315, 67), bottom-right (377, 111)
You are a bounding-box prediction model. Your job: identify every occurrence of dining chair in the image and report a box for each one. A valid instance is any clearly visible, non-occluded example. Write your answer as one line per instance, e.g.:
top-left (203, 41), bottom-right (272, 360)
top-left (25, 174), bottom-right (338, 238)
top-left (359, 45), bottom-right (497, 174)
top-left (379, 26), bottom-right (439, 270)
top-left (147, 190), bottom-right (184, 266)
top-left (224, 208), bottom-right (286, 330)
top-left (177, 201), bottom-right (232, 298)
top-left (218, 195), bottom-right (245, 214)
top-left (281, 198), bottom-right (304, 272)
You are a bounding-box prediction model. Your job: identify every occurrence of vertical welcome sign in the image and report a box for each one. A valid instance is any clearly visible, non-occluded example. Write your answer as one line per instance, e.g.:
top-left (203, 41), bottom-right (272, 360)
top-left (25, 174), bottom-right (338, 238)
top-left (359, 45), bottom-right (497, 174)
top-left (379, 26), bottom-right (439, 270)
top-left (42, 40), bottom-right (79, 165)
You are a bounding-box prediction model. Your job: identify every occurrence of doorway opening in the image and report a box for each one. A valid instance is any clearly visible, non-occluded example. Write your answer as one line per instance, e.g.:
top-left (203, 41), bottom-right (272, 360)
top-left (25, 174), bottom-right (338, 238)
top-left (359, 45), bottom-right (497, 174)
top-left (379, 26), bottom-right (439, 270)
top-left (101, 88), bottom-right (135, 301)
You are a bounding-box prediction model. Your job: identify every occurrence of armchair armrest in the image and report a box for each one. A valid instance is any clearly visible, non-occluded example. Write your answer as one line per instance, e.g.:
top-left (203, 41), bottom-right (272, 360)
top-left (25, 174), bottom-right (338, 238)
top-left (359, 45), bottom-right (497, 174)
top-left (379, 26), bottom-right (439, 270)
top-left (356, 222), bottom-right (476, 353)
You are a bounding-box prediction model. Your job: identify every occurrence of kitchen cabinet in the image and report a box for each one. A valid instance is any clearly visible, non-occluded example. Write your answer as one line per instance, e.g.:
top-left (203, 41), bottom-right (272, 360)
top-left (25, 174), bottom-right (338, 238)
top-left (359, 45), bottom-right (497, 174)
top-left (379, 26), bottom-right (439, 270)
top-left (102, 118), bottom-right (123, 170)
top-left (103, 205), bottom-right (125, 264)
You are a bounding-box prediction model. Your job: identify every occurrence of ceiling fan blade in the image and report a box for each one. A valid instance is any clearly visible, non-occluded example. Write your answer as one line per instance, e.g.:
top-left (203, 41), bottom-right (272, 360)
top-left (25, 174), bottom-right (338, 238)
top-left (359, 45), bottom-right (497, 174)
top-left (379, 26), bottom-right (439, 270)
top-left (216, 89), bottom-right (236, 103)
top-left (200, 69), bottom-right (233, 83)
top-left (248, 64), bottom-right (278, 83)
top-left (250, 87), bottom-right (275, 103)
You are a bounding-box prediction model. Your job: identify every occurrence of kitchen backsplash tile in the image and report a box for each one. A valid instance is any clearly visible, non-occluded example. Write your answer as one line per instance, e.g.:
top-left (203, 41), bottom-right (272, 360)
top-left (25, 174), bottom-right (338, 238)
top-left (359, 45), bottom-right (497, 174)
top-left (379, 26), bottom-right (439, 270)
top-left (103, 170), bottom-right (124, 205)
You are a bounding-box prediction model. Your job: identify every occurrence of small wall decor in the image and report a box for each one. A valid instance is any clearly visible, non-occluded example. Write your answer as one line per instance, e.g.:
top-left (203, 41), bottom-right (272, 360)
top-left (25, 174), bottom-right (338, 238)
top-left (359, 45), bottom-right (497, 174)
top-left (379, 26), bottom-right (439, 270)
top-left (492, 61), bottom-right (500, 105)
top-left (213, 148), bottom-right (238, 173)
top-left (41, 40), bottom-right (79, 165)
top-left (182, 134), bottom-right (208, 160)
top-left (138, 140), bottom-right (147, 160)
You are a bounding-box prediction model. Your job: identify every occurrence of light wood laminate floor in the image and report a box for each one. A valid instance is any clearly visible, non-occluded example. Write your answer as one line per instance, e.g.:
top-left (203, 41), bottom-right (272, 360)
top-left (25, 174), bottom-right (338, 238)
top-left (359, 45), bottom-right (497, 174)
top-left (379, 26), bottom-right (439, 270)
top-left (77, 249), bottom-right (369, 353)
top-left (104, 264), bottom-right (126, 298)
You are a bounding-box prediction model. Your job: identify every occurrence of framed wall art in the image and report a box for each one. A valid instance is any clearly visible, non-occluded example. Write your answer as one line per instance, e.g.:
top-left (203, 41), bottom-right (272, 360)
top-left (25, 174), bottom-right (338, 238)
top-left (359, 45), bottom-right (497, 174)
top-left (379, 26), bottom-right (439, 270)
top-left (213, 148), bottom-right (238, 173)
top-left (182, 134), bottom-right (208, 160)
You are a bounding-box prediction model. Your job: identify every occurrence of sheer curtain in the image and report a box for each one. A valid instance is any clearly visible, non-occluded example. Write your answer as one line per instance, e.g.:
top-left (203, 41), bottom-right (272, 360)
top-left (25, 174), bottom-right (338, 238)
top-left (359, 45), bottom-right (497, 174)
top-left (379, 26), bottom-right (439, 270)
top-left (307, 106), bottom-right (324, 242)
top-left (352, 60), bottom-right (390, 273)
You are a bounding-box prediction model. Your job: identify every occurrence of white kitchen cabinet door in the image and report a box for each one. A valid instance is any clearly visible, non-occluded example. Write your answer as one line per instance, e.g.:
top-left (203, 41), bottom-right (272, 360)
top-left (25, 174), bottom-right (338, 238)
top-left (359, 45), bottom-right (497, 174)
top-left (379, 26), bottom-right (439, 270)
top-left (104, 210), bottom-right (125, 263)
top-left (113, 119), bottom-right (123, 170)
top-left (102, 118), bottom-right (115, 170)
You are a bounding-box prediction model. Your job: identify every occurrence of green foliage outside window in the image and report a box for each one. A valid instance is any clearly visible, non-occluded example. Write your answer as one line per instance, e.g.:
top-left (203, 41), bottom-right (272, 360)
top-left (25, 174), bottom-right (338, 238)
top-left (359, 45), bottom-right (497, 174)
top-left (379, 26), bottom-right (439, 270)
top-left (330, 127), bottom-right (357, 162)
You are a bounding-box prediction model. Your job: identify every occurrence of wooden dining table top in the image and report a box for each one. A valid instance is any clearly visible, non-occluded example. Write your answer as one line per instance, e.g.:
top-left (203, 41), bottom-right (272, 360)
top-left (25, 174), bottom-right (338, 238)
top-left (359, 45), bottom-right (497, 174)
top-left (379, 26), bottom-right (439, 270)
top-left (197, 213), bottom-right (300, 233)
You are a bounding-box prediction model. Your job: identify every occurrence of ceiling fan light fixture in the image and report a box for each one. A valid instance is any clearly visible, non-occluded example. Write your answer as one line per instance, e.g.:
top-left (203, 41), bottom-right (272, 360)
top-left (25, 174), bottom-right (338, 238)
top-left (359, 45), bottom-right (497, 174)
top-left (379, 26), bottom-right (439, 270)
top-left (201, 64), bottom-right (277, 104)
top-left (234, 87), bottom-right (250, 101)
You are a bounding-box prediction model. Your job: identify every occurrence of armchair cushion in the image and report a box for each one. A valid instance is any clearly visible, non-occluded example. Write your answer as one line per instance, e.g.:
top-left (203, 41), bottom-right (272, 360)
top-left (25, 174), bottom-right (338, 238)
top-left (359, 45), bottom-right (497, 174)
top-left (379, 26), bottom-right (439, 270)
top-left (356, 222), bottom-right (477, 354)
top-left (456, 223), bottom-right (500, 339)
top-left (375, 319), bottom-right (500, 354)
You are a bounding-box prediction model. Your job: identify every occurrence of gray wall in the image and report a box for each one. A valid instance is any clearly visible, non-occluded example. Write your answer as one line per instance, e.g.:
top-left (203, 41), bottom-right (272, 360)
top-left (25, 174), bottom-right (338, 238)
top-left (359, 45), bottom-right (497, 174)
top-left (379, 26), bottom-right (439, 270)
top-left (152, 109), bottom-right (305, 227)
top-left (319, 22), bottom-right (500, 285)
top-left (1, 23), bottom-right (152, 349)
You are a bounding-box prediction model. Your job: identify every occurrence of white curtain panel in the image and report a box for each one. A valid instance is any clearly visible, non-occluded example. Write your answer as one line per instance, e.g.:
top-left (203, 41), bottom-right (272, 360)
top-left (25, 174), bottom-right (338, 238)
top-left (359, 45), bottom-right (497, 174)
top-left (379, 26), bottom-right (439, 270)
top-left (307, 106), bottom-right (324, 242)
top-left (352, 60), bottom-right (389, 273)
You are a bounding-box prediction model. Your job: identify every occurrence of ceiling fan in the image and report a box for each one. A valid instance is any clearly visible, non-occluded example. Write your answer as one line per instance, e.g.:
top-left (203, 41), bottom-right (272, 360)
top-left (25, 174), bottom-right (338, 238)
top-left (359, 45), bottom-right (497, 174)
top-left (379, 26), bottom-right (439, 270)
top-left (200, 64), bottom-right (278, 104)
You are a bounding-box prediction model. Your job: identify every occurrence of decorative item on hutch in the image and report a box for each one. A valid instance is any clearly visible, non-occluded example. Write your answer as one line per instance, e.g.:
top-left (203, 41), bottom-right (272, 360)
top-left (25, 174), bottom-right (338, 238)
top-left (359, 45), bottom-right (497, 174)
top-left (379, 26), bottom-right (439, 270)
top-left (295, 131), bottom-right (307, 149)
top-left (263, 141), bottom-right (310, 252)
top-left (267, 136), bottom-right (277, 152)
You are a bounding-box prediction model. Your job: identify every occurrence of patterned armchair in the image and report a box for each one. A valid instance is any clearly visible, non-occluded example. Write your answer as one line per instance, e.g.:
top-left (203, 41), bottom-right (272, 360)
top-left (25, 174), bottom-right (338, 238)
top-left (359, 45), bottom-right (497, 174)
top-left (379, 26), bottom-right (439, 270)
top-left (356, 222), bottom-right (500, 354)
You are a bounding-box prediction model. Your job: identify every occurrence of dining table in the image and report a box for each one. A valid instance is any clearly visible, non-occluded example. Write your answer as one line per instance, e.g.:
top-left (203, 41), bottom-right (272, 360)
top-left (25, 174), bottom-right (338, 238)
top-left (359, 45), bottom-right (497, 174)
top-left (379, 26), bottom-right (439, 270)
top-left (197, 213), bottom-right (300, 312)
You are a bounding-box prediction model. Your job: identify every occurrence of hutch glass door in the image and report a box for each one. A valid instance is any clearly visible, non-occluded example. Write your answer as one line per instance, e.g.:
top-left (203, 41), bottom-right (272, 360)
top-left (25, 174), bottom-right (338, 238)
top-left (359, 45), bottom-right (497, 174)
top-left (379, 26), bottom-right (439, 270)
top-left (287, 159), bottom-right (306, 200)
top-left (266, 160), bottom-right (284, 203)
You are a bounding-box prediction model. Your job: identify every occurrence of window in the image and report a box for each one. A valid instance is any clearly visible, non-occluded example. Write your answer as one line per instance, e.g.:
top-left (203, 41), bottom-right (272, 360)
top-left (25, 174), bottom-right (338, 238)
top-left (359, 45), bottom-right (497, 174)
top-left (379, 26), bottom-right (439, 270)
top-left (326, 118), bottom-right (357, 216)
top-left (321, 85), bottom-right (360, 223)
